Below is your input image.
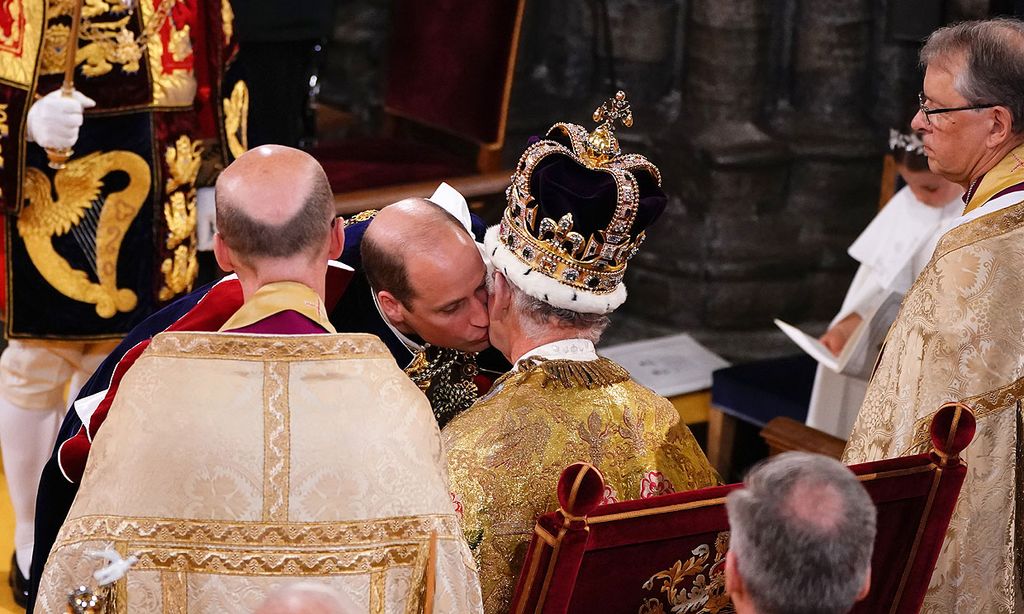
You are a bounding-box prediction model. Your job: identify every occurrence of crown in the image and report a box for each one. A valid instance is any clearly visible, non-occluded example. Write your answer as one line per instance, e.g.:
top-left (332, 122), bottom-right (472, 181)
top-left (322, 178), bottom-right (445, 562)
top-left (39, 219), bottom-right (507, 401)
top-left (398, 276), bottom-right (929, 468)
top-left (495, 91), bottom-right (663, 304)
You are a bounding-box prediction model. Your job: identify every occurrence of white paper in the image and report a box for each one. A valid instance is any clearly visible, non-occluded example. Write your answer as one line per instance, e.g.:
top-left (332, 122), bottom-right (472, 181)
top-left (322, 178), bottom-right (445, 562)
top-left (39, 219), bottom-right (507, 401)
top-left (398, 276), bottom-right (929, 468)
top-left (774, 318), bottom-right (868, 374)
top-left (599, 333), bottom-right (730, 397)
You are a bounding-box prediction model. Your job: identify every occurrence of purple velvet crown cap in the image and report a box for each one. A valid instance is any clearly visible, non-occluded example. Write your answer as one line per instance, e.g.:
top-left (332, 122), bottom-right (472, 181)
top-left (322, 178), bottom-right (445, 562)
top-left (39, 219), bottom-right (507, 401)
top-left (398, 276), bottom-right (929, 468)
top-left (525, 131), bottom-right (668, 244)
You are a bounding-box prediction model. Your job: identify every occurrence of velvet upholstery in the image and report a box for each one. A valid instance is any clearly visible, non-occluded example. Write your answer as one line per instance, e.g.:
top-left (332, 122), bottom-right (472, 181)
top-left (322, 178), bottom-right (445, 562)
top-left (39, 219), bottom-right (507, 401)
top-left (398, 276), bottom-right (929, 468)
top-left (315, 138), bottom-right (474, 194)
top-left (511, 406), bottom-right (974, 614)
top-left (526, 134), bottom-right (668, 246)
top-left (314, 0), bottom-right (524, 196)
top-left (384, 0), bottom-right (523, 145)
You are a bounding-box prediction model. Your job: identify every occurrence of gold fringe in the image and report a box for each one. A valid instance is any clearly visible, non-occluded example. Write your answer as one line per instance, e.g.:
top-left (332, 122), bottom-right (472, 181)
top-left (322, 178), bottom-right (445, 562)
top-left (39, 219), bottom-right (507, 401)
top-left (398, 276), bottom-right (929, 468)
top-left (530, 357), bottom-right (630, 389)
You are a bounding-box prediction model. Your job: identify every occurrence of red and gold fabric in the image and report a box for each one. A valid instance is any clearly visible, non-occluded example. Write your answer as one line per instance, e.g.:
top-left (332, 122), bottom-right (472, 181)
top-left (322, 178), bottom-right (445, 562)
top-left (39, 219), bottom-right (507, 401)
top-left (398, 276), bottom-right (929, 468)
top-left (511, 404), bottom-right (974, 614)
top-left (441, 357), bottom-right (719, 613)
top-left (0, 0), bottom-right (248, 340)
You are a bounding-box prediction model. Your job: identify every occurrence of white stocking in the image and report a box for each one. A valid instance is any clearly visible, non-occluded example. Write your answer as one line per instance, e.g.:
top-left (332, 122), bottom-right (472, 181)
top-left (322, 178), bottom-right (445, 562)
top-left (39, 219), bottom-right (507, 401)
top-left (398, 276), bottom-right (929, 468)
top-left (0, 396), bottom-right (63, 577)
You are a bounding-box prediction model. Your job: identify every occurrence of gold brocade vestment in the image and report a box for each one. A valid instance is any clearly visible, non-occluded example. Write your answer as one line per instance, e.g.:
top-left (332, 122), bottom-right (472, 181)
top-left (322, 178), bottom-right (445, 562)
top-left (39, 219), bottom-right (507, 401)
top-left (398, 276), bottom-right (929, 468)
top-left (36, 332), bottom-right (483, 613)
top-left (843, 196), bottom-right (1024, 612)
top-left (442, 357), bottom-right (719, 613)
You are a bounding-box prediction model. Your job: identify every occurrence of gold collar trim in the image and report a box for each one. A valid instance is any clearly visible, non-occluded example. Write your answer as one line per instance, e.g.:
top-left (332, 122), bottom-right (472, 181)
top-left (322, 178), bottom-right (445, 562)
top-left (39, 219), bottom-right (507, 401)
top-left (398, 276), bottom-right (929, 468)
top-left (219, 281), bottom-right (336, 333)
top-left (519, 356), bottom-right (631, 389)
top-left (964, 142), bottom-right (1024, 214)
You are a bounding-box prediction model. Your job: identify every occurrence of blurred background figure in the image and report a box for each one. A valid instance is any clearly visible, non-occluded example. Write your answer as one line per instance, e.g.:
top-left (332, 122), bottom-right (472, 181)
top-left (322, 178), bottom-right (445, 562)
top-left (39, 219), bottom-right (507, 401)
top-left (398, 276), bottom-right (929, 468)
top-left (806, 120), bottom-right (963, 439)
top-left (255, 582), bottom-right (360, 614)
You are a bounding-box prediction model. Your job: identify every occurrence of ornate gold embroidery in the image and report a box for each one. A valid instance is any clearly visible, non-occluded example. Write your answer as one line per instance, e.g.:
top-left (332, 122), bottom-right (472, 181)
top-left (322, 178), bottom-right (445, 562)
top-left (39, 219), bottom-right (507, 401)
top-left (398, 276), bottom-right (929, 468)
top-left (158, 135), bottom-right (202, 301)
top-left (221, 0), bottom-right (234, 45)
top-left (158, 243), bottom-right (197, 301)
top-left (146, 331), bottom-right (393, 361)
top-left (164, 134), bottom-right (202, 193)
top-left (40, 22), bottom-right (71, 74)
top-left (0, 104), bottom-right (8, 174)
top-left (140, 0), bottom-right (196, 106)
top-left (405, 344), bottom-right (479, 427)
top-left (370, 570), bottom-right (386, 614)
top-left (533, 356), bottom-right (631, 389)
top-left (160, 570), bottom-right (187, 614)
top-left (263, 362), bottom-right (291, 522)
top-left (18, 151), bottom-right (150, 317)
top-left (163, 192), bottom-right (193, 249)
top-left (60, 513), bottom-right (462, 546)
top-left (223, 80), bottom-right (249, 159)
top-left (443, 360), bottom-right (720, 611)
top-left (0, 0), bottom-right (44, 87)
top-left (639, 533), bottom-right (733, 614)
top-left (344, 209), bottom-right (379, 226)
top-left (53, 514), bottom-right (461, 575)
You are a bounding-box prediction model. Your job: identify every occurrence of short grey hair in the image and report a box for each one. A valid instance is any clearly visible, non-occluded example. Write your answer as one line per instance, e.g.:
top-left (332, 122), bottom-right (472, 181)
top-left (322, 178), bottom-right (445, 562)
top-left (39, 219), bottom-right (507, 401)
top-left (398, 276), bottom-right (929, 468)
top-left (921, 18), bottom-right (1024, 134)
top-left (725, 452), bottom-right (877, 614)
top-left (489, 270), bottom-right (610, 343)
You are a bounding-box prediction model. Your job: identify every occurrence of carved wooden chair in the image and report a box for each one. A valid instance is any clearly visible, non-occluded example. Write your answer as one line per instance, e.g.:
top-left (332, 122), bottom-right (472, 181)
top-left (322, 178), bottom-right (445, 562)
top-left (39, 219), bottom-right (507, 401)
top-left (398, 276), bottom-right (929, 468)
top-left (510, 403), bottom-right (975, 614)
top-left (315, 0), bottom-right (527, 216)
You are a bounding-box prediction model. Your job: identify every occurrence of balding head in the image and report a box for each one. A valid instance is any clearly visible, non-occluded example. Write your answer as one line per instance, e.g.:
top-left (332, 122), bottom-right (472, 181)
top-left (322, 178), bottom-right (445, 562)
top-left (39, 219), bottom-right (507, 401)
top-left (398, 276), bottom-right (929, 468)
top-left (255, 582), bottom-right (359, 614)
top-left (362, 197), bottom-right (490, 352)
top-left (215, 145), bottom-right (335, 264)
top-left (362, 198), bottom-right (473, 305)
top-left (725, 452), bottom-right (877, 614)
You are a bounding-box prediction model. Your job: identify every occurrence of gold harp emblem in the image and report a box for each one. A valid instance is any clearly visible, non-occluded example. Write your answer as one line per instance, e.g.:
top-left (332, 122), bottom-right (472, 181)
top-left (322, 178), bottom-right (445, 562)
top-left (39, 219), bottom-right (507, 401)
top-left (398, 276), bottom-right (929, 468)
top-left (18, 151), bottom-right (150, 318)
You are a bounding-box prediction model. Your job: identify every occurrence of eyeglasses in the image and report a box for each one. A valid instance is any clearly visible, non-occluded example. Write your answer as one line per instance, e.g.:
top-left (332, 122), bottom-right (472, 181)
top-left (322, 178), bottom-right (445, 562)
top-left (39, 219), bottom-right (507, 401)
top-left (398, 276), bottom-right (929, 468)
top-left (918, 91), bottom-right (996, 125)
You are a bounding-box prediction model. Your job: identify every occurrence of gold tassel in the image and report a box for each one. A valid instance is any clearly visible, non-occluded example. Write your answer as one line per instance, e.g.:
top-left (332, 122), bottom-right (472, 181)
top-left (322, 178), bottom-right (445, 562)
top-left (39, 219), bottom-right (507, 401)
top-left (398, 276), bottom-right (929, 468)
top-left (535, 357), bottom-right (630, 389)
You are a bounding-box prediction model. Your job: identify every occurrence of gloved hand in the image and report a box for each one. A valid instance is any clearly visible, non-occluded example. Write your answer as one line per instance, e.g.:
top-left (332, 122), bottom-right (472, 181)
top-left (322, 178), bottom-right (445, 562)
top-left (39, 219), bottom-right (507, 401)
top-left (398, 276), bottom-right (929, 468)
top-left (26, 89), bottom-right (96, 150)
top-left (196, 186), bottom-right (216, 251)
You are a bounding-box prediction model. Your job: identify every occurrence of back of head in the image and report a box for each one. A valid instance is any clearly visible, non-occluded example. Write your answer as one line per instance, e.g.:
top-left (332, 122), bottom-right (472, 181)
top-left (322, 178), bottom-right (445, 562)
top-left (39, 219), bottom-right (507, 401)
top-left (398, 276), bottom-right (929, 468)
top-left (361, 197), bottom-right (471, 305)
top-left (726, 452), bottom-right (877, 614)
top-left (255, 582), bottom-right (358, 614)
top-left (921, 18), bottom-right (1024, 134)
top-left (215, 145), bottom-right (335, 265)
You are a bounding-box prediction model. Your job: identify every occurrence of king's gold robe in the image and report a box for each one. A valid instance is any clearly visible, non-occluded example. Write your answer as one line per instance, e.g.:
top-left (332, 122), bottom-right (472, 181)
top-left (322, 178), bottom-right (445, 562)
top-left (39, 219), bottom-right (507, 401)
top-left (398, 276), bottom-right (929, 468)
top-left (36, 332), bottom-right (483, 613)
top-left (442, 357), bottom-right (719, 612)
top-left (843, 195), bottom-right (1024, 612)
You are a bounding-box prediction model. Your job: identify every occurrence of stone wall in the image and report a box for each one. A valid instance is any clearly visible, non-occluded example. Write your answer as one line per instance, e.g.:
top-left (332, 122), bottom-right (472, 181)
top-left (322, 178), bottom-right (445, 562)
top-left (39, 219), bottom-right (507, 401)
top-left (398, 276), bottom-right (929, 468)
top-left (321, 0), bottom-right (998, 359)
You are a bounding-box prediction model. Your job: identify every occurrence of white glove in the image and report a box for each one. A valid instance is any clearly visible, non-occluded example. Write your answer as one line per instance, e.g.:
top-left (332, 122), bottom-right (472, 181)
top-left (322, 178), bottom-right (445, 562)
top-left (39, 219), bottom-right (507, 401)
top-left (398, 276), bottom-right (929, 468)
top-left (196, 186), bottom-right (216, 251)
top-left (26, 89), bottom-right (96, 150)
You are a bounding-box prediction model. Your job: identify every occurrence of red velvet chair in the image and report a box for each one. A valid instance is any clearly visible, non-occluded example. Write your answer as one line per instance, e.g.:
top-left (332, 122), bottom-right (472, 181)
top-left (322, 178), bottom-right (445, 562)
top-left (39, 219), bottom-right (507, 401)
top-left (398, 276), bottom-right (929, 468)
top-left (317, 0), bottom-right (527, 215)
top-left (510, 402), bottom-right (976, 614)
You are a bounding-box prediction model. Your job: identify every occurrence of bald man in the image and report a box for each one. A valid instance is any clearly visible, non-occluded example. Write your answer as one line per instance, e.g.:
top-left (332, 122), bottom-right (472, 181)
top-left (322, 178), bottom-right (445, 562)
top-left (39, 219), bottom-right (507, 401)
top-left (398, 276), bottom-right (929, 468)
top-left (725, 452), bottom-right (876, 614)
top-left (33, 146), bottom-right (483, 612)
top-left (332, 197), bottom-right (509, 427)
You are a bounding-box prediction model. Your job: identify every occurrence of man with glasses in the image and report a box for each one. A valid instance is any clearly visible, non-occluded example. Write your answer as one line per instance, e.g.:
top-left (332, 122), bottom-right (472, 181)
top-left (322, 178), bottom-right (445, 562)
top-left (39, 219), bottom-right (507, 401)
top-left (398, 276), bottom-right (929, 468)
top-left (843, 18), bottom-right (1024, 612)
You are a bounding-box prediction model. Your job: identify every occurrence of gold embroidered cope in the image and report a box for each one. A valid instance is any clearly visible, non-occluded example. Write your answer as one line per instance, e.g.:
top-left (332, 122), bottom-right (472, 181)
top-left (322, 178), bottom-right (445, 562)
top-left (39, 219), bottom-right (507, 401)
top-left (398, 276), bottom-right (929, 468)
top-left (442, 357), bottom-right (719, 612)
top-left (37, 332), bottom-right (483, 613)
top-left (843, 199), bottom-right (1024, 613)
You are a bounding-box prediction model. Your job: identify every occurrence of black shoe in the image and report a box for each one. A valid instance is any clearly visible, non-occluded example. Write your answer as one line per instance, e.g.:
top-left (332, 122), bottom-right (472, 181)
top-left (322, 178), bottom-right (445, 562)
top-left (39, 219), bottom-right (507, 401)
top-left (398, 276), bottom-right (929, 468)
top-left (8, 553), bottom-right (27, 610)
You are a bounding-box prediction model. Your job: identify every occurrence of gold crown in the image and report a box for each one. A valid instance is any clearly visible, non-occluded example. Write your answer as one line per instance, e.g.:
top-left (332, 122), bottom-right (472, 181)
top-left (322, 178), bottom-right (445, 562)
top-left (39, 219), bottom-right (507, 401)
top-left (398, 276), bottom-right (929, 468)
top-left (498, 91), bottom-right (662, 295)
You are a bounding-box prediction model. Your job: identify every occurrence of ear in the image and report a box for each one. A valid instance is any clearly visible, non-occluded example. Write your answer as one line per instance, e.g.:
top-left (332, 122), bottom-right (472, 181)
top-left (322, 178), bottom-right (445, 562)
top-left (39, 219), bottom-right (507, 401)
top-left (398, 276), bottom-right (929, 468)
top-left (491, 271), bottom-right (512, 316)
top-left (856, 565), bottom-right (872, 601)
top-left (328, 217), bottom-right (345, 260)
top-left (725, 550), bottom-right (742, 598)
top-left (986, 106), bottom-right (1015, 148)
top-left (377, 290), bottom-right (407, 327)
top-left (213, 233), bottom-right (235, 273)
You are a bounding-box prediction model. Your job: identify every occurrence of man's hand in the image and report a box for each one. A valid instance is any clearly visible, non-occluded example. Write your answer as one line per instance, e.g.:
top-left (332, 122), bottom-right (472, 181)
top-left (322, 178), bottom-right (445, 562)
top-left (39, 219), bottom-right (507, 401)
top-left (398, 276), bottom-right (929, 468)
top-left (26, 89), bottom-right (96, 150)
top-left (819, 313), bottom-right (864, 356)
